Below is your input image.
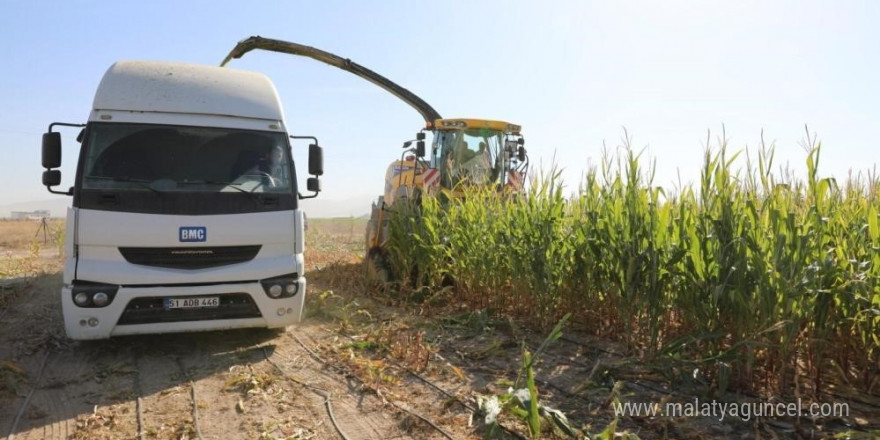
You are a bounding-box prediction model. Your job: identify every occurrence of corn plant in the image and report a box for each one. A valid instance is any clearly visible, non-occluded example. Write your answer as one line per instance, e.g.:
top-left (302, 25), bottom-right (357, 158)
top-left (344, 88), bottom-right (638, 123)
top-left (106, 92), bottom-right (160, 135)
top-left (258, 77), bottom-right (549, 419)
top-left (382, 138), bottom-right (880, 396)
top-left (477, 314), bottom-right (575, 439)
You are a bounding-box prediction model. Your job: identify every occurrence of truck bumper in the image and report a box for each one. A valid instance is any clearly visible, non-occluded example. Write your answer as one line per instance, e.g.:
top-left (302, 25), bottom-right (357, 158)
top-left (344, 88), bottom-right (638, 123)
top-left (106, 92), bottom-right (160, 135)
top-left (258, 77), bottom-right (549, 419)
top-left (62, 278), bottom-right (306, 340)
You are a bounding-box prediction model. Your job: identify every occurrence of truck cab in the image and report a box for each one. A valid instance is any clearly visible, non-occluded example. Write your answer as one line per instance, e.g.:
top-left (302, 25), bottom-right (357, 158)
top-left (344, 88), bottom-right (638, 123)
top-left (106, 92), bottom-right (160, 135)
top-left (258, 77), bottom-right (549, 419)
top-left (40, 60), bottom-right (323, 340)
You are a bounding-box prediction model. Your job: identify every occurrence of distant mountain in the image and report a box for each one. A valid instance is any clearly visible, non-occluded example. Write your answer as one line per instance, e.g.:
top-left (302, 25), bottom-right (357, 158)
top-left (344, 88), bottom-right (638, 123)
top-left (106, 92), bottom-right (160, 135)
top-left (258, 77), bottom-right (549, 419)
top-left (300, 195), bottom-right (373, 218)
top-left (1, 197), bottom-right (71, 218)
top-left (1, 196), bottom-right (372, 219)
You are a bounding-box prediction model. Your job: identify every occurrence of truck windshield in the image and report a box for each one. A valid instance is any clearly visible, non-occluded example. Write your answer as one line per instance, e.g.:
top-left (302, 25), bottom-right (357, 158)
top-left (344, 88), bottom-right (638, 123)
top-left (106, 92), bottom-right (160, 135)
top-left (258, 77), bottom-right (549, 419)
top-left (440, 128), bottom-right (503, 187)
top-left (81, 123), bottom-right (293, 193)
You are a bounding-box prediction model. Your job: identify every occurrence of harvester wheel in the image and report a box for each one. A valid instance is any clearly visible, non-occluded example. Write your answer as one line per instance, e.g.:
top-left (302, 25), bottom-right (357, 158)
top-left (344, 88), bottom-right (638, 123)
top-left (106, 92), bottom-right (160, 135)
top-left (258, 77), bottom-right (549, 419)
top-left (364, 247), bottom-right (392, 285)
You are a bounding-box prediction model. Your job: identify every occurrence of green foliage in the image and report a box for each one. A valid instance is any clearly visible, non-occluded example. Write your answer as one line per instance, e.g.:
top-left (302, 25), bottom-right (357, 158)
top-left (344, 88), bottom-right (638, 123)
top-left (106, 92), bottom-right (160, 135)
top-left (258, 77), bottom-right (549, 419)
top-left (477, 314), bottom-right (577, 439)
top-left (384, 138), bottom-right (880, 395)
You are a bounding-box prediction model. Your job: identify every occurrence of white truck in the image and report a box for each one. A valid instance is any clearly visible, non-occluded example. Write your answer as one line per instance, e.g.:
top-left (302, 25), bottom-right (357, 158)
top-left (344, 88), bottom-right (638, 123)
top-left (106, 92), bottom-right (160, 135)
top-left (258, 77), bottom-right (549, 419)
top-left (40, 60), bottom-right (323, 340)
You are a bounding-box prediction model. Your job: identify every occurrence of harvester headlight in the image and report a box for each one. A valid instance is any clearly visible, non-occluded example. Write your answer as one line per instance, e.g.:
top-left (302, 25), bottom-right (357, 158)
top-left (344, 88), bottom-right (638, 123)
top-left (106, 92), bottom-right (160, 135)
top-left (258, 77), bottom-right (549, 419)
top-left (285, 284), bottom-right (297, 295)
top-left (440, 120), bottom-right (467, 128)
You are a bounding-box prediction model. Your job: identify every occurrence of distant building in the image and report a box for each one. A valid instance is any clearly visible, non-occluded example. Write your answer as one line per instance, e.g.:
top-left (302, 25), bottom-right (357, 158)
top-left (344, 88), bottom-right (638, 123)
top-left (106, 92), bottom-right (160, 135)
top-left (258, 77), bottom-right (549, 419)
top-left (10, 210), bottom-right (51, 220)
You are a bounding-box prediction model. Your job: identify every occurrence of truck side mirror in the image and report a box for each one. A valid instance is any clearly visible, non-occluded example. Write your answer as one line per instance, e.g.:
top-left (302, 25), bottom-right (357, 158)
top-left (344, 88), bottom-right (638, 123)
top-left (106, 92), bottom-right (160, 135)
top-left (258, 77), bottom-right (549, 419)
top-left (416, 140), bottom-right (425, 158)
top-left (308, 144), bottom-right (323, 176)
top-left (42, 132), bottom-right (62, 168)
top-left (417, 132), bottom-right (425, 141)
top-left (518, 146), bottom-right (526, 162)
top-left (43, 170), bottom-right (61, 186)
top-left (307, 177), bottom-right (321, 192)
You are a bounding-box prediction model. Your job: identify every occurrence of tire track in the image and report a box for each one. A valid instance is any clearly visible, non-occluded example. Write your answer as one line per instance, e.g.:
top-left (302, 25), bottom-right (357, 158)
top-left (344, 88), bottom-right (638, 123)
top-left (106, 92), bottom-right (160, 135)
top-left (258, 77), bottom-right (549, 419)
top-left (21, 342), bottom-right (140, 440)
top-left (261, 344), bottom-right (358, 439)
top-left (131, 342), bottom-right (146, 440)
top-left (174, 330), bottom-right (301, 440)
top-left (272, 331), bottom-right (460, 440)
top-left (247, 329), bottom-right (409, 439)
top-left (311, 328), bottom-right (527, 440)
top-left (2, 346), bottom-right (122, 440)
top-left (172, 356), bottom-right (203, 440)
top-left (4, 351), bottom-right (49, 440)
top-left (134, 342), bottom-right (197, 440)
top-left (242, 331), bottom-right (340, 439)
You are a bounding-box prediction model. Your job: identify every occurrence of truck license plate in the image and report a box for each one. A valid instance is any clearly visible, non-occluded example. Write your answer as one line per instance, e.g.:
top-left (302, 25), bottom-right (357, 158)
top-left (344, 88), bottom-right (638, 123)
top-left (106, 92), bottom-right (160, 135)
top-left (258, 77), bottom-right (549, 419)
top-left (164, 297), bottom-right (219, 309)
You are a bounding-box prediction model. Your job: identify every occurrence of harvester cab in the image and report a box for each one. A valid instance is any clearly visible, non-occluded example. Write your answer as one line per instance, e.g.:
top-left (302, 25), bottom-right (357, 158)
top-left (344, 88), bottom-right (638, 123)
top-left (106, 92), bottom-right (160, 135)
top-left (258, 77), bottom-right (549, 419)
top-left (432, 118), bottom-right (527, 193)
top-left (382, 119), bottom-right (527, 206)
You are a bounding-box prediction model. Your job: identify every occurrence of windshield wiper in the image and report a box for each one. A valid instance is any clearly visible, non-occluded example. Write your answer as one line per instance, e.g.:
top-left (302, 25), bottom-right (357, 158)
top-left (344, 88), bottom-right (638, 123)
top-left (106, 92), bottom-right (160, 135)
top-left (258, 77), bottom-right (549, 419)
top-left (85, 176), bottom-right (163, 194)
top-left (178, 179), bottom-right (242, 187)
top-left (176, 180), bottom-right (263, 201)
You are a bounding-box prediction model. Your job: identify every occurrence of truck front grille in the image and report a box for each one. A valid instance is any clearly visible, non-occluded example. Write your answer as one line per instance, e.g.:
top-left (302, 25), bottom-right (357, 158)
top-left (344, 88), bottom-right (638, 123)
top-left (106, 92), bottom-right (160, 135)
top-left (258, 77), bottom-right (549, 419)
top-left (116, 293), bottom-right (261, 325)
top-left (118, 245), bottom-right (261, 269)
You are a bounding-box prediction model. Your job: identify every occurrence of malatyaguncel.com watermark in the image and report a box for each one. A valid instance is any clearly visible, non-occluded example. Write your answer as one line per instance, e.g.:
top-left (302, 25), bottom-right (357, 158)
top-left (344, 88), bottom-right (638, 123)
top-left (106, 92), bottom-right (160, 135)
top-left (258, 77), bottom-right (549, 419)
top-left (613, 398), bottom-right (849, 422)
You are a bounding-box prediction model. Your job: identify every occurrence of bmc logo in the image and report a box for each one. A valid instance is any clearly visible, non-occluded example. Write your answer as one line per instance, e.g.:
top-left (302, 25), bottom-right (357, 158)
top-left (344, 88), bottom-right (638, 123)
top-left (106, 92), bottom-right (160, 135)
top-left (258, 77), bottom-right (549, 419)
top-left (179, 227), bottom-right (207, 242)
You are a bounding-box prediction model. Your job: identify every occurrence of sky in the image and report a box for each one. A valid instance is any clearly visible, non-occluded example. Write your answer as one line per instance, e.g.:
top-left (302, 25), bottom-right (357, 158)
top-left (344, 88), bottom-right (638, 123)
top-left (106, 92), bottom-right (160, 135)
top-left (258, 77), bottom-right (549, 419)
top-left (1, 1), bottom-right (878, 217)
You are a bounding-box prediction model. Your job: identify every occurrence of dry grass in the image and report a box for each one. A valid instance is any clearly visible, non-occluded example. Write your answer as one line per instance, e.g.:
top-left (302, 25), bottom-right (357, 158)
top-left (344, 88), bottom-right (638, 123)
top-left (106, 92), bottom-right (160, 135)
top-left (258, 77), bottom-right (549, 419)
top-left (0, 360), bottom-right (29, 398)
top-left (304, 217), bottom-right (366, 271)
top-left (70, 406), bottom-right (126, 440)
top-left (0, 219), bottom-right (65, 280)
top-left (0, 219), bottom-right (65, 250)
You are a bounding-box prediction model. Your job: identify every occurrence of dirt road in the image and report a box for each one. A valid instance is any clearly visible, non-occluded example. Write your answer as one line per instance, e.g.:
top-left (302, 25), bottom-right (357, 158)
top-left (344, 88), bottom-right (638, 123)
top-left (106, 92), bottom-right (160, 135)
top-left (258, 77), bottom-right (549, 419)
top-left (0, 271), bottom-right (468, 440)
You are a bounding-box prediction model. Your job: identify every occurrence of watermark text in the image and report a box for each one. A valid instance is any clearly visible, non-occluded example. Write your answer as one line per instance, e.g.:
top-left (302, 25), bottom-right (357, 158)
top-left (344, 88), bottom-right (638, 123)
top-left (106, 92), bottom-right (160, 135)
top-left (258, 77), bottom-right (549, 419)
top-left (612, 398), bottom-right (849, 422)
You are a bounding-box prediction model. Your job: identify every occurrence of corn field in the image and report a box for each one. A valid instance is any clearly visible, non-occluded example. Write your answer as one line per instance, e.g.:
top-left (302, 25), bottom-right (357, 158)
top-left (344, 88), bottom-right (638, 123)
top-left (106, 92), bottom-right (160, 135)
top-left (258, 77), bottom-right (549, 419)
top-left (383, 142), bottom-right (880, 396)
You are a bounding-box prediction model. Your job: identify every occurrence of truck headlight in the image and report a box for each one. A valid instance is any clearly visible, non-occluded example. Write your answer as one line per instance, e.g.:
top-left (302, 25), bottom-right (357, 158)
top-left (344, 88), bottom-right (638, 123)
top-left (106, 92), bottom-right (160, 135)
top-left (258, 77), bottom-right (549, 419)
top-left (260, 273), bottom-right (299, 299)
top-left (268, 284), bottom-right (283, 298)
top-left (71, 281), bottom-right (119, 308)
top-left (74, 292), bottom-right (90, 306)
top-left (92, 292), bottom-right (110, 306)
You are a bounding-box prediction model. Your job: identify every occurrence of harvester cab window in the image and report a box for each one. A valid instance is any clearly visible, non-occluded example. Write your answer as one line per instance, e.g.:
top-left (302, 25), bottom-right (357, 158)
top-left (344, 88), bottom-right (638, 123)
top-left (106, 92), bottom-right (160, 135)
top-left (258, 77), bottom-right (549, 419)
top-left (442, 129), bottom-right (502, 186)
